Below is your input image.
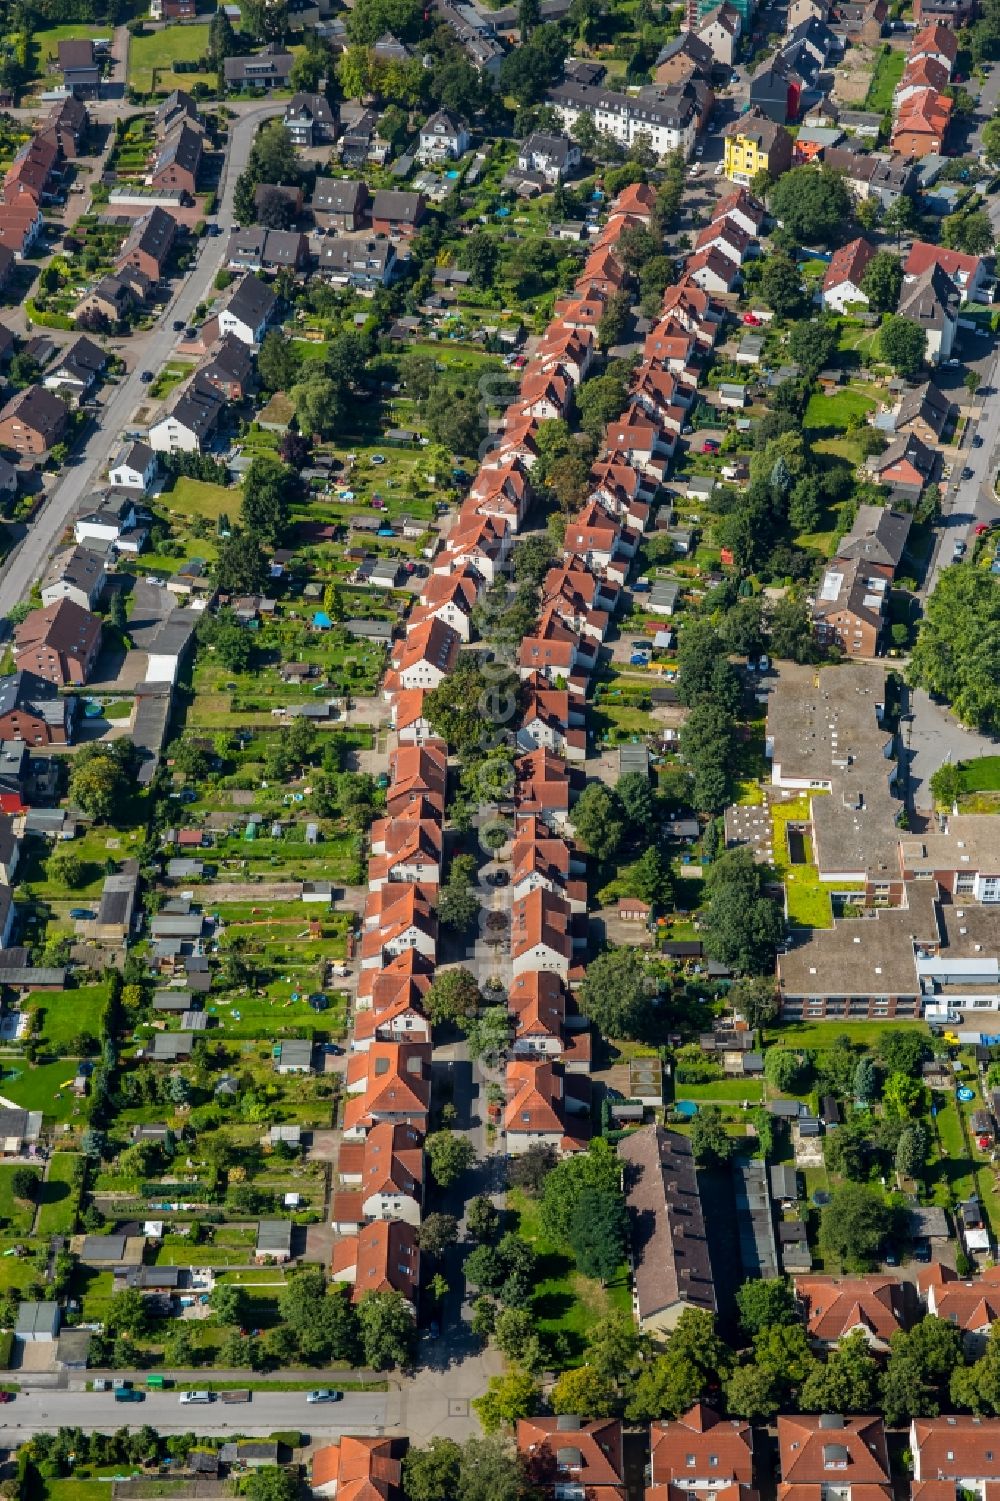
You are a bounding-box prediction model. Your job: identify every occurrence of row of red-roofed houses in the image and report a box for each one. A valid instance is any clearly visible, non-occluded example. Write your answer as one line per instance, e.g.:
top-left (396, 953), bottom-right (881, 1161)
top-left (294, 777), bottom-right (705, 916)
top-left (306, 1351), bottom-right (1000, 1495)
top-left (383, 178), bottom-right (746, 1161)
top-left (890, 22), bottom-right (958, 158)
top-left (323, 177), bottom-right (742, 1315)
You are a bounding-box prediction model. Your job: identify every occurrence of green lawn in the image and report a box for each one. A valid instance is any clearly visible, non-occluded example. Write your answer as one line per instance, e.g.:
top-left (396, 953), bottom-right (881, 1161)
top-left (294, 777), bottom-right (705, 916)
top-left (149, 362), bottom-right (195, 400)
top-left (506, 1189), bottom-right (632, 1365)
top-left (27, 983), bottom-right (107, 1052)
top-left (803, 385), bottom-right (879, 434)
top-left (769, 1019), bottom-right (929, 1048)
top-left (26, 24), bottom-right (98, 86)
top-left (164, 477), bottom-right (236, 522)
top-left (770, 796), bottom-right (834, 929)
top-left (36, 1153), bottom-right (79, 1236)
top-left (959, 757), bottom-right (1000, 792)
top-left (865, 45), bottom-right (906, 112)
top-left (675, 1079), bottom-right (765, 1101)
top-left (128, 23), bottom-right (214, 94)
top-left (0, 1060), bottom-right (84, 1122)
top-left (0, 1164), bottom-right (41, 1232)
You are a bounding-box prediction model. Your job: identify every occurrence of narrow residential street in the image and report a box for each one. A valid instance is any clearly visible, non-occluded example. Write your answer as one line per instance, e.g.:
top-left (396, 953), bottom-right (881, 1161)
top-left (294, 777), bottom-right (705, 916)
top-left (0, 100), bottom-right (282, 628)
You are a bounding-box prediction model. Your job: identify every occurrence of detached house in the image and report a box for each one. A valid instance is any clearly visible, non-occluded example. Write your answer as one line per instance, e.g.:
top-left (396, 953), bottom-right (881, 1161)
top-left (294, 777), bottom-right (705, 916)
top-left (517, 131), bottom-right (581, 183)
top-left (0, 385), bottom-right (67, 456)
top-left (216, 275), bottom-right (277, 347)
top-left (866, 434), bottom-right (937, 498)
top-left (794, 1274), bottom-right (907, 1351)
top-left (517, 1418), bottom-right (625, 1501)
top-left (224, 44), bottom-right (295, 90)
top-left (108, 441), bottom-right (156, 495)
top-left (310, 1439), bottom-right (404, 1501)
top-left (918, 1263), bottom-right (1000, 1353)
top-left (283, 93), bottom-right (338, 147)
top-left (13, 599), bottom-right (101, 687)
top-left (910, 1417), bottom-right (1000, 1487)
top-left (417, 110), bottom-right (470, 161)
top-left (821, 236), bottom-right (877, 312)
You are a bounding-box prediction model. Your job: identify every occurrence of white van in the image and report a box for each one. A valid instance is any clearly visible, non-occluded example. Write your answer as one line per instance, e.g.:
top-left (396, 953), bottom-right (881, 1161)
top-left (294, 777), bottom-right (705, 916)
top-left (179, 1391), bottom-right (213, 1405)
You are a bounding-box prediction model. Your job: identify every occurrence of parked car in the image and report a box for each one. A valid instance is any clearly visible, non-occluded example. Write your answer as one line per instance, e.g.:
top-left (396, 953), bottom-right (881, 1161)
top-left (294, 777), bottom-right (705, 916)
top-left (306, 1390), bottom-right (343, 1404)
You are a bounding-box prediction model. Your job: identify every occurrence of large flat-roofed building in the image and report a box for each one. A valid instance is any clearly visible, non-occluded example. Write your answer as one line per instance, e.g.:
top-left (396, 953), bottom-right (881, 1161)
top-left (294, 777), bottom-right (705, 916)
top-left (765, 662), bottom-right (903, 898)
top-left (899, 814), bottom-right (1000, 902)
top-left (778, 877), bottom-right (1000, 1021)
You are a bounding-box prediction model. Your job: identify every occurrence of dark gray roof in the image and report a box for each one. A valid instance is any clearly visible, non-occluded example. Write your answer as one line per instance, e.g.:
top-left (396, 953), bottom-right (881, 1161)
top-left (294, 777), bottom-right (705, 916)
top-left (313, 176), bottom-right (368, 214)
top-left (550, 78), bottom-right (698, 130)
top-left (371, 189), bottom-right (425, 224)
top-left (81, 1233), bottom-right (127, 1260)
top-left (225, 274), bottom-right (278, 331)
top-left (0, 670), bottom-right (65, 726)
top-left (118, 440), bottom-right (155, 474)
top-left (284, 92), bottom-right (337, 128)
top-left (119, 206), bottom-right (176, 268)
top-left (618, 1125), bottom-right (715, 1321)
top-left (838, 503), bottom-right (913, 569)
top-left (224, 46), bottom-right (294, 83)
top-left (256, 1219), bottom-right (293, 1251)
top-left (0, 384), bottom-right (68, 443)
top-left (163, 378), bottom-right (226, 440)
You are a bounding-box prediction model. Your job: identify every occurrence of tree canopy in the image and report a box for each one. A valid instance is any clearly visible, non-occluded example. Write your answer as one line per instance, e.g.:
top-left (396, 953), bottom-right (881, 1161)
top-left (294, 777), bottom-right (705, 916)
top-left (701, 847), bottom-right (785, 974)
top-left (768, 166), bottom-right (854, 246)
top-left (909, 565), bottom-right (1000, 732)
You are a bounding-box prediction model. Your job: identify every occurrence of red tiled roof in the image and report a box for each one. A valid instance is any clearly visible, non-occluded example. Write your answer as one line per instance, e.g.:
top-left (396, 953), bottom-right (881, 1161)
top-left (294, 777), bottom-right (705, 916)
top-left (651, 1405), bottom-right (754, 1487)
top-left (795, 1274), bottom-right (906, 1341)
top-left (778, 1416), bottom-right (890, 1489)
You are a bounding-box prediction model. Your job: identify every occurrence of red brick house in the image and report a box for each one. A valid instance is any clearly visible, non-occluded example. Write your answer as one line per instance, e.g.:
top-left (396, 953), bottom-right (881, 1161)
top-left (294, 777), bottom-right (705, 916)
top-left (13, 598), bottom-right (102, 687)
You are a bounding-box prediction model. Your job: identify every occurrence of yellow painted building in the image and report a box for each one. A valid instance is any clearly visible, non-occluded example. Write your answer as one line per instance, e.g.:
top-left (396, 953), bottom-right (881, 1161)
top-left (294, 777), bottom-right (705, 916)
top-left (723, 109), bottom-right (792, 185)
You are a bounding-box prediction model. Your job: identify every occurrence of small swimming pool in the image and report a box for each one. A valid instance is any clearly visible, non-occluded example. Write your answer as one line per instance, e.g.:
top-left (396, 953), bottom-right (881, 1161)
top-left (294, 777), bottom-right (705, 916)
top-left (446, 169), bottom-right (460, 178)
top-left (675, 1100), bottom-right (699, 1117)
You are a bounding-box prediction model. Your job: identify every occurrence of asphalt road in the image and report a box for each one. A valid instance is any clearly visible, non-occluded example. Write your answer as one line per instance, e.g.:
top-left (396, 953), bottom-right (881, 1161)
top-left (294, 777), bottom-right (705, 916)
top-left (1, 1388), bottom-right (393, 1437)
top-left (0, 101), bottom-right (282, 627)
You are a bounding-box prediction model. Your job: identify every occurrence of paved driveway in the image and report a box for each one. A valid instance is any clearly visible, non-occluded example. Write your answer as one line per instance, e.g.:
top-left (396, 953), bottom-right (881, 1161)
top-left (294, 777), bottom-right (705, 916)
top-left (903, 687), bottom-right (998, 812)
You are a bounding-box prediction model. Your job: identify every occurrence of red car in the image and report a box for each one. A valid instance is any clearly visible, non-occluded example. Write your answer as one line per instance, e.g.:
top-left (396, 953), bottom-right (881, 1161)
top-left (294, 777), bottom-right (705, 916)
top-left (976, 522), bottom-right (989, 535)
top-left (742, 312), bottom-right (761, 326)
top-left (701, 440), bottom-right (719, 453)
